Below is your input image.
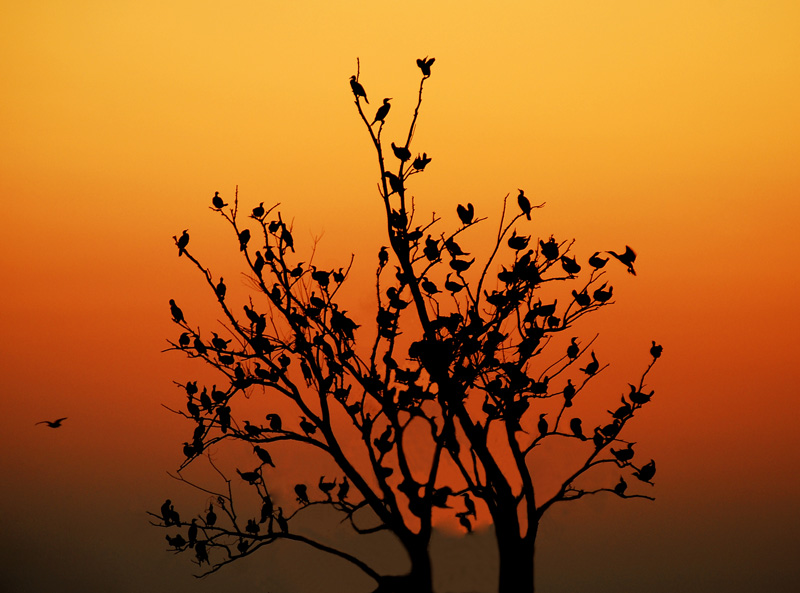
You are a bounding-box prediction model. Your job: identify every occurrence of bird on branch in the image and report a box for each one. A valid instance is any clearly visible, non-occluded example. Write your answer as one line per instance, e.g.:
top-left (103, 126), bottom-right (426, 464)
top-left (372, 98), bottom-right (391, 125)
top-left (349, 75), bottom-right (368, 103)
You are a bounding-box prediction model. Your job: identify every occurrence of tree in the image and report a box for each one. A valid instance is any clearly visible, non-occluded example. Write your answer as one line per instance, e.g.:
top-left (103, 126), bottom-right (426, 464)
top-left (154, 58), bottom-right (662, 593)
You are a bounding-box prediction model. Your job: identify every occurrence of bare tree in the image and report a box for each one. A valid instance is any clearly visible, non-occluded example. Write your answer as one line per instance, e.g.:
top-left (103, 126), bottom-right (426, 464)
top-left (154, 58), bottom-right (662, 593)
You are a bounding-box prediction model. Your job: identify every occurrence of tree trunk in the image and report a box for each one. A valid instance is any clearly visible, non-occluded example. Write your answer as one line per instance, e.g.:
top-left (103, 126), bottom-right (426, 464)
top-left (372, 540), bottom-right (433, 593)
top-left (497, 531), bottom-right (536, 593)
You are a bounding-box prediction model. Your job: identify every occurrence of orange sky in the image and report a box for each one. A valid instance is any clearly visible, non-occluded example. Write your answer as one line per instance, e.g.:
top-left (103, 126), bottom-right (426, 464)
top-left (2, 1), bottom-right (799, 592)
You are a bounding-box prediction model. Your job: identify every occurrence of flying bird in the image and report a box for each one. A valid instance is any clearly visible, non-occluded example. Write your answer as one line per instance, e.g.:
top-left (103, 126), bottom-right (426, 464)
top-left (36, 417), bottom-right (67, 428)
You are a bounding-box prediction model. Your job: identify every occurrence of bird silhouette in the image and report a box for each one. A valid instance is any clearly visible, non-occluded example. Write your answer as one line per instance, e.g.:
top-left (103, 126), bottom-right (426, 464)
top-left (611, 442), bottom-right (635, 464)
top-left (588, 252), bottom-right (608, 269)
top-left (571, 289), bottom-right (591, 308)
top-left (607, 245), bottom-right (637, 275)
top-left (581, 351), bottom-right (599, 375)
top-left (456, 203), bottom-right (474, 225)
top-left (266, 413), bottom-right (282, 432)
top-left (237, 468), bottom-right (262, 485)
top-left (614, 476), bottom-right (628, 495)
top-left (337, 476), bottom-right (350, 502)
top-left (508, 230), bottom-right (530, 251)
top-left (178, 332), bottom-right (190, 348)
top-left (299, 415), bottom-right (317, 437)
top-left (633, 460), bottom-right (656, 483)
top-left (276, 507), bottom-right (289, 533)
top-left (537, 413), bottom-right (548, 437)
top-left (169, 299), bottom-right (184, 323)
top-left (36, 417), bottom-right (67, 428)
top-left (650, 341), bottom-right (663, 359)
top-left (254, 446), bottom-right (275, 467)
top-left (421, 278), bottom-right (439, 295)
top-left (349, 75), bottom-right (368, 103)
top-left (444, 274), bottom-right (464, 293)
top-left (539, 237), bottom-right (559, 261)
top-left (215, 277), bottom-right (226, 300)
top-left (517, 189), bottom-right (532, 220)
top-left (211, 191), bottom-right (227, 209)
top-left (391, 142), bottom-right (411, 162)
top-left (372, 98), bottom-right (391, 125)
top-left (457, 512), bottom-right (473, 534)
top-left (318, 476), bottom-right (336, 499)
top-left (566, 337), bottom-right (580, 359)
top-left (176, 230), bottom-right (189, 256)
top-left (593, 283), bottom-right (613, 303)
top-left (416, 56), bottom-right (435, 77)
top-left (205, 503), bottom-right (217, 526)
top-left (238, 229), bottom-right (251, 251)
top-left (187, 518), bottom-right (198, 548)
top-left (251, 202), bottom-right (265, 219)
top-left (569, 417), bottom-right (586, 440)
top-left (560, 255), bottom-right (581, 276)
top-left (563, 380), bottom-right (576, 407)
top-left (295, 483), bottom-right (310, 505)
top-left (412, 153), bottom-right (432, 171)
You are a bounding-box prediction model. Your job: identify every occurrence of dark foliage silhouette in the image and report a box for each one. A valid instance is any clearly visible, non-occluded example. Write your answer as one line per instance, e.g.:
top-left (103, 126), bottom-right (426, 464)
top-left (154, 58), bottom-right (661, 593)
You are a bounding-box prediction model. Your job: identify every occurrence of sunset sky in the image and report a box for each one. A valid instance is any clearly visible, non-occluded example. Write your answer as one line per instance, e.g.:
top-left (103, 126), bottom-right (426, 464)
top-left (2, 1), bottom-right (799, 591)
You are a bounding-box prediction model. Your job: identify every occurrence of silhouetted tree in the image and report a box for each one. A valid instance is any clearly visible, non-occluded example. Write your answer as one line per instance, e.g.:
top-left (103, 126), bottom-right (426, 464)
top-left (154, 58), bottom-right (661, 593)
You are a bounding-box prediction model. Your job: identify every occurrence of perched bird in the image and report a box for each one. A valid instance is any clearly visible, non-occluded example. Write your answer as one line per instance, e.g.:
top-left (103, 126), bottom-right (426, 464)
top-left (237, 468), bottom-right (261, 485)
top-left (36, 417), bottom-right (67, 428)
top-left (633, 460), bottom-right (656, 483)
top-left (569, 417), bottom-right (586, 440)
top-left (412, 153), bottom-right (432, 171)
top-left (383, 171), bottom-right (404, 195)
top-left (337, 476), bottom-right (350, 502)
top-left (295, 483), bottom-right (310, 505)
top-left (205, 503), bottom-right (217, 526)
top-left (463, 493), bottom-right (476, 518)
top-left (276, 507), bottom-right (289, 533)
top-left (238, 229), bottom-right (251, 251)
top-left (457, 512), bottom-right (472, 534)
top-left (588, 252), bottom-right (608, 269)
top-left (169, 299), bottom-right (184, 323)
top-left (211, 191), bottom-right (227, 209)
top-left (372, 98), bottom-right (392, 125)
top-left (650, 341), bottom-right (663, 359)
top-left (421, 278), bottom-right (439, 295)
top-left (572, 289), bottom-right (591, 308)
top-left (456, 203), bottom-right (474, 225)
top-left (266, 413), bottom-right (282, 431)
top-left (593, 283), bottom-right (613, 303)
top-left (444, 274), bottom-right (464, 293)
top-left (581, 351), bottom-right (599, 376)
top-left (560, 255), bottom-right (581, 276)
top-left (614, 476), bottom-right (628, 495)
top-left (251, 202), bottom-right (265, 219)
top-left (215, 277), bottom-right (226, 301)
top-left (349, 75), bottom-right (368, 103)
top-left (416, 56), bottom-right (435, 77)
top-left (318, 476), bottom-right (336, 499)
top-left (178, 332), bottom-right (191, 348)
top-left (508, 230), bottom-right (530, 251)
top-left (299, 415), bottom-right (317, 437)
top-left (537, 413), bottom-right (548, 437)
top-left (391, 142), bottom-right (411, 162)
top-left (566, 337), bottom-right (580, 360)
top-left (607, 245), bottom-right (637, 275)
top-left (562, 380), bottom-right (576, 407)
top-left (539, 237), bottom-right (559, 261)
top-left (517, 189), bottom-right (532, 220)
top-left (176, 230), bottom-right (189, 256)
top-left (378, 246), bottom-right (389, 268)
top-left (187, 519), bottom-right (198, 548)
top-left (611, 442), bottom-right (635, 464)
top-left (254, 446), bottom-right (275, 467)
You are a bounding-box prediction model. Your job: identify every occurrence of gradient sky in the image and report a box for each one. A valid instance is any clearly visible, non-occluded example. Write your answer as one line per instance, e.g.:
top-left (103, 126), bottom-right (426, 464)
top-left (2, 1), bottom-right (799, 592)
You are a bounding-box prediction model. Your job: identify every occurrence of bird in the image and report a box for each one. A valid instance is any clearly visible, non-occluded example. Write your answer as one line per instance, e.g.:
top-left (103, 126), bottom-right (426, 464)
top-left (295, 483), bottom-right (310, 505)
top-left (36, 417), bottom-right (67, 428)
top-left (588, 252), bottom-right (608, 269)
top-left (237, 468), bottom-right (262, 485)
top-left (378, 246), bottom-right (389, 268)
top-left (560, 255), bottom-right (581, 276)
top-left (593, 283), bottom-right (613, 303)
top-left (456, 203), bottom-right (474, 225)
top-left (611, 442), bottom-right (635, 464)
top-left (537, 413), bottom-right (548, 437)
top-left (517, 189), bottom-right (532, 220)
top-left (607, 245), bottom-right (637, 275)
top-left (169, 299), bottom-right (184, 323)
top-left (276, 507), bottom-right (289, 533)
top-left (569, 417), bottom-right (586, 440)
top-left (251, 202), bottom-right (265, 219)
top-left (566, 337), bottom-right (580, 360)
top-left (412, 153), bottom-right (432, 171)
top-left (539, 237), bottom-right (559, 261)
top-left (391, 142), bottom-right (411, 162)
top-left (349, 75), bottom-right (368, 103)
top-left (178, 332), bottom-right (191, 348)
top-left (187, 519), bottom-right (198, 548)
top-left (457, 512), bottom-right (473, 534)
top-left (572, 289), bottom-right (591, 308)
top-left (238, 229), bottom-right (251, 251)
top-left (650, 341), bottom-right (663, 359)
top-left (254, 446), bottom-right (275, 467)
top-left (581, 351), bottom-right (599, 375)
top-left (372, 98), bottom-right (391, 125)
top-left (176, 230), bottom-right (189, 256)
top-left (507, 230), bottom-right (530, 251)
top-left (299, 415), bottom-right (317, 437)
top-left (421, 278), bottom-right (439, 295)
top-left (562, 380), bottom-right (576, 407)
top-left (215, 277), bottom-right (226, 300)
top-left (205, 503), bottom-right (217, 526)
top-left (211, 191), bottom-right (227, 209)
top-left (337, 476), bottom-right (350, 502)
top-left (444, 274), bottom-right (464, 293)
top-left (614, 476), bottom-right (628, 495)
top-left (416, 56), bottom-right (435, 77)
top-left (318, 476), bottom-right (336, 499)
top-left (266, 414), bottom-right (282, 431)
top-left (463, 493), bottom-right (476, 517)
top-left (633, 460), bottom-right (656, 483)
